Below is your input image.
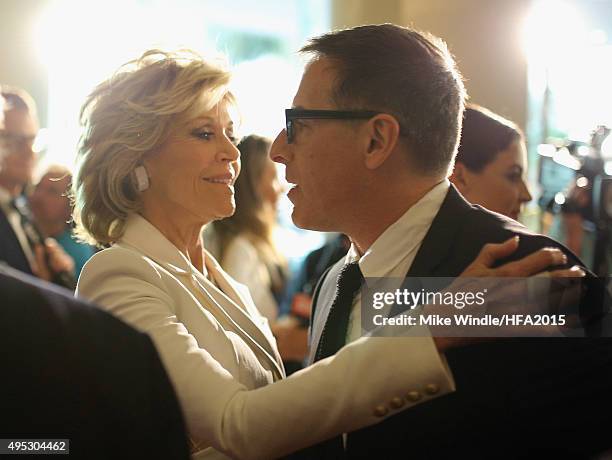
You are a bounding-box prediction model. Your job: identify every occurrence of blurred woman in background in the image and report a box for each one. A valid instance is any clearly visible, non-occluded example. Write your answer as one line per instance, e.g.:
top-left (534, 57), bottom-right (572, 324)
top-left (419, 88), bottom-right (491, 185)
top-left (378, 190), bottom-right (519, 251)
top-left (450, 104), bottom-right (532, 220)
top-left (29, 165), bottom-right (95, 277)
top-left (210, 134), bottom-right (287, 323)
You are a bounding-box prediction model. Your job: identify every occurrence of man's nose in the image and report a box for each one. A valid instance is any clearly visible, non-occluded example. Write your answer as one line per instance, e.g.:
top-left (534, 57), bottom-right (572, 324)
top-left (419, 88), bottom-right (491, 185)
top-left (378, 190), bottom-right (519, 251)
top-left (270, 129), bottom-right (290, 165)
top-left (520, 179), bottom-right (533, 203)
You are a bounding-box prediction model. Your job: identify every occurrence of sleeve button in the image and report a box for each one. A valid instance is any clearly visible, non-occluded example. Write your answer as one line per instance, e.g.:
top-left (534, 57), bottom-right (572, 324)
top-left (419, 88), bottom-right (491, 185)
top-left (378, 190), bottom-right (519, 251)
top-left (389, 396), bottom-right (405, 409)
top-left (405, 390), bottom-right (422, 402)
top-left (373, 405), bottom-right (389, 417)
top-left (425, 383), bottom-right (440, 395)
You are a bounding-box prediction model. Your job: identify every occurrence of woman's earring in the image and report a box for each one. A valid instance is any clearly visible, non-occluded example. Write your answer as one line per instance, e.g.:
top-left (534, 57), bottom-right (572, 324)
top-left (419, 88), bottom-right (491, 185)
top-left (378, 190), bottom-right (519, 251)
top-left (134, 165), bottom-right (150, 192)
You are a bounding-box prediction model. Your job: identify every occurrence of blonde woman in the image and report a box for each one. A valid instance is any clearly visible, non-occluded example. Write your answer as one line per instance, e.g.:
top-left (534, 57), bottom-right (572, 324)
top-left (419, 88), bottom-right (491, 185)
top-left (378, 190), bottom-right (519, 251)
top-left (74, 50), bottom-right (561, 460)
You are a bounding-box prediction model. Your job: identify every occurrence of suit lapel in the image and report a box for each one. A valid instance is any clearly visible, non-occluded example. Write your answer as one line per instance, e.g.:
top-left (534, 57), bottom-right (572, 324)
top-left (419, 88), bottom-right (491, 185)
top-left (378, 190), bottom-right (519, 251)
top-left (307, 260), bottom-right (344, 365)
top-left (309, 186), bottom-right (473, 363)
top-left (407, 185), bottom-right (472, 277)
top-left (0, 208), bottom-right (32, 274)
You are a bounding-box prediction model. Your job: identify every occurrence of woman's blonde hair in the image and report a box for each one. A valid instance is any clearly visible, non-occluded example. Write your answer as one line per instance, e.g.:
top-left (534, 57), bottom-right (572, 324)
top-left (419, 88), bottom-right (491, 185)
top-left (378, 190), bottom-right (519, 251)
top-left (73, 49), bottom-right (235, 246)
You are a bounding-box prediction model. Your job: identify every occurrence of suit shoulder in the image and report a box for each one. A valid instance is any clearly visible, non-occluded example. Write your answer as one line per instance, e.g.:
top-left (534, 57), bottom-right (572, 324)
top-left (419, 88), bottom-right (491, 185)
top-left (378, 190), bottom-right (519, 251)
top-left (465, 204), bottom-right (535, 237)
top-left (0, 266), bottom-right (147, 344)
top-left (457, 204), bottom-right (567, 250)
top-left (463, 206), bottom-right (583, 265)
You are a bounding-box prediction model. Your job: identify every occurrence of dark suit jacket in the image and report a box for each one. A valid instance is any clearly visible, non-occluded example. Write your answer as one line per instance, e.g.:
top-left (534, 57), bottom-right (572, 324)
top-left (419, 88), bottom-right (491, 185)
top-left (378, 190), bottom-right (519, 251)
top-left (0, 207), bottom-right (32, 275)
top-left (308, 186), bottom-right (612, 459)
top-left (0, 265), bottom-right (190, 460)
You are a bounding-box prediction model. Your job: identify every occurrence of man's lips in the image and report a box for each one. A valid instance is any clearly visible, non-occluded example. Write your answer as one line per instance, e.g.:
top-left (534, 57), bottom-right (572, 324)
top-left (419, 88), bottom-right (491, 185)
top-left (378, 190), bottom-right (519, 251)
top-left (287, 184), bottom-right (299, 201)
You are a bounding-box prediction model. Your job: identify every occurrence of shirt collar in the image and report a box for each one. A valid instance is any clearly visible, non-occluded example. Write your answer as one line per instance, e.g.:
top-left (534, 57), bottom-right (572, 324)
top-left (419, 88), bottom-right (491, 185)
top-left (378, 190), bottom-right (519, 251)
top-left (346, 179), bottom-right (450, 279)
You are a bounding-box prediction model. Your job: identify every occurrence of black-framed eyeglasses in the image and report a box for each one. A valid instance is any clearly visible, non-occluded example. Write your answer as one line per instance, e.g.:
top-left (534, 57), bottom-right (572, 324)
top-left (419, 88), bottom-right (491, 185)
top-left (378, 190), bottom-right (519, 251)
top-left (285, 108), bottom-right (381, 144)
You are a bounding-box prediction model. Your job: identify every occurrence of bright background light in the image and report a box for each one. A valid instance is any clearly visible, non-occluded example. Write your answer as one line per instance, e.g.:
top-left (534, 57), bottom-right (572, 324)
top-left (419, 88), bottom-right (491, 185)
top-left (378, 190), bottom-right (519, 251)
top-left (522, 0), bottom-right (612, 144)
top-left (522, 0), bottom-right (612, 267)
top-left (34, 0), bottom-right (322, 167)
top-left (521, 0), bottom-right (587, 62)
top-left (32, 0), bottom-right (331, 264)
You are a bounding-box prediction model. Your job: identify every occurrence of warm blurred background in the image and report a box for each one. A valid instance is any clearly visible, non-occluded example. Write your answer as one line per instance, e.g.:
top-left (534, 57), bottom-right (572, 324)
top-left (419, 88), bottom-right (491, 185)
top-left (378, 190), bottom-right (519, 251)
top-left (2, 0), bottom-right (612, 280)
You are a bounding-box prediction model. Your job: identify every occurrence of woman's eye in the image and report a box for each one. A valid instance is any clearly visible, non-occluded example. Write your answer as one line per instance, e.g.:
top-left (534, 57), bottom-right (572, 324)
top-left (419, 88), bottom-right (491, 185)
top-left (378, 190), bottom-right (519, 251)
top-left (194, 131), bottom-right (214, 140)
top-left (506, 173), bottom-right (522, 183)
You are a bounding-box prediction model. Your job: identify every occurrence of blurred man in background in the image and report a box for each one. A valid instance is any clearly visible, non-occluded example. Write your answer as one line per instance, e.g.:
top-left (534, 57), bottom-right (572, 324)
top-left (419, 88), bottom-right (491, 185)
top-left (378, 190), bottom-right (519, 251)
top-left (0, 86), bottom-right (75, 287)
top-left (30, 165), bottom-right (96, 278)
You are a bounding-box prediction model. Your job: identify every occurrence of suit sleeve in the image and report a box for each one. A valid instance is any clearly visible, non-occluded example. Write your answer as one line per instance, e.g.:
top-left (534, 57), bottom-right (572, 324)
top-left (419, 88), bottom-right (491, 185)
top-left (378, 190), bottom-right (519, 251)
top-left (77, 249), bottom-right (455, 460)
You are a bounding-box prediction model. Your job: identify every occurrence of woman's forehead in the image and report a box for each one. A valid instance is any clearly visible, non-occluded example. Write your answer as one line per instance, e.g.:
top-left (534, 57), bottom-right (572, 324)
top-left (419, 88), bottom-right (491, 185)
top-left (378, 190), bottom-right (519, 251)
top-left (189, 101), bottom-right (238, 127)
top-left (495, 139), bottom-right (527, 168)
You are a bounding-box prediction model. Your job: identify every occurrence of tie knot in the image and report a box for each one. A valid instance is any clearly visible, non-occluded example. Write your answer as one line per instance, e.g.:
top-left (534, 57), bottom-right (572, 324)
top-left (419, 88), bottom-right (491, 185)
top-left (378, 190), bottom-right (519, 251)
top-left (337, 262), bottom-right (363, 298)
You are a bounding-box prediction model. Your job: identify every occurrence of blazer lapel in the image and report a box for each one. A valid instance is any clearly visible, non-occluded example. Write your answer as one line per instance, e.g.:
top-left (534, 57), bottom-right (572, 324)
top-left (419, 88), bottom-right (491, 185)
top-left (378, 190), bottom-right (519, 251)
top-left (207, 260), bottom-right (282, 360)
top-left (191, 261), bottom-right (285, 379)
top-left (119, 214), bottom-right (285, 380)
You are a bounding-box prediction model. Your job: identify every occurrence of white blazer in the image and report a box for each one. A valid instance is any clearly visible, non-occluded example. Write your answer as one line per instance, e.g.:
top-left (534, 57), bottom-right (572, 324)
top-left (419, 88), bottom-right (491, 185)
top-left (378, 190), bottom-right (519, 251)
top-left (77, 214), bottom-right (454, 460)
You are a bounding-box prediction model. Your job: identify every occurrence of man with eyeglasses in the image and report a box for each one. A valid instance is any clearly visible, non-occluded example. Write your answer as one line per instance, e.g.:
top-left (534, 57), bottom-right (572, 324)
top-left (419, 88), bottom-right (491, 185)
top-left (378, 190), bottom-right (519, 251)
top-left (271, 24), bottom-right (612, 459)
top-left (0, 86), bottom-right (74, 286)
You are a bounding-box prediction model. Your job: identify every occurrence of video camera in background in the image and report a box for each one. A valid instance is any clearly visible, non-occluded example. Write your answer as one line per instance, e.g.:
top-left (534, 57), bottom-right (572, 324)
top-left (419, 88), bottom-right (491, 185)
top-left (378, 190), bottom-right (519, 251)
top-left (538, 125), bottom-right (612, 276)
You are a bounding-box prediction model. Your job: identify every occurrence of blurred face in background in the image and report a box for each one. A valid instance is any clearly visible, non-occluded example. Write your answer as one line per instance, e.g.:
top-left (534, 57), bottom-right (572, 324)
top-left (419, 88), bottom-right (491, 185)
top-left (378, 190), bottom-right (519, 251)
top-left (0, 108), bottom-right (39, 191)
top-left (453, 139), bottom-right (532, 220)
top-left (30, 172), bottom-right (72, 230)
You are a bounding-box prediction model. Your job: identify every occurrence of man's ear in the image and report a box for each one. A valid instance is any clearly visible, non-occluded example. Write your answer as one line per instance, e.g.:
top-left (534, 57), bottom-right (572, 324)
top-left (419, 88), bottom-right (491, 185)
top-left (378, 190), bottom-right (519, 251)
top-left (363, 114), bottom-right (401, 170)
top-left (449, 161), bottom-right (470, 192)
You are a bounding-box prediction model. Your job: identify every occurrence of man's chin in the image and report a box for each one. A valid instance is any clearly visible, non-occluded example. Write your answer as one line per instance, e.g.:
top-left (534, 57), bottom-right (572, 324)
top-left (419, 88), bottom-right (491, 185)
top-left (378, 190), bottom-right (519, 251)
top-left (290, 208), bottom-right (333, 232)
top-left (290, 207), bottom-right (314, 230)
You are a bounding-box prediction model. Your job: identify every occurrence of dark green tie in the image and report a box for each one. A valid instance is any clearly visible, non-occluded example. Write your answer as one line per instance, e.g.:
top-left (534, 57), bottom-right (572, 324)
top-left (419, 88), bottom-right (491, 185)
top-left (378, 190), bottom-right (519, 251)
top-left (314, 262), bottom-right (364, 362)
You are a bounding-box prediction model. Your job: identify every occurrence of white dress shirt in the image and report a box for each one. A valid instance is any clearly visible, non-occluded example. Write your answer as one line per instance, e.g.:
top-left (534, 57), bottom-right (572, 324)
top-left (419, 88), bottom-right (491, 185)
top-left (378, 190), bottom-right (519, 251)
top-left (346, 179), bottom-right (451, 343)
